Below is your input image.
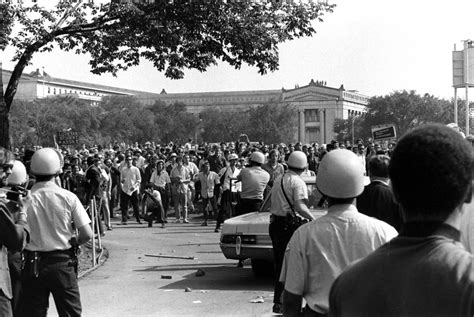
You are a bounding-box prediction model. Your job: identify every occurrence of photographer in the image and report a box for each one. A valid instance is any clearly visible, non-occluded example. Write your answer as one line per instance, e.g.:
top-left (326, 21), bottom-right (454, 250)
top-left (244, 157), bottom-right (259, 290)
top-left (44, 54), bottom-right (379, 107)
top-left (0, 148), bottom-right (29, 317)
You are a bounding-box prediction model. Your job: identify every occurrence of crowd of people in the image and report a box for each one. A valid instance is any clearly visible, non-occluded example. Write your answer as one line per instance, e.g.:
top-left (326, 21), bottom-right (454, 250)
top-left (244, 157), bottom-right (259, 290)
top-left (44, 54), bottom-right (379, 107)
top-left (1, 123), bottom-right (474, 316)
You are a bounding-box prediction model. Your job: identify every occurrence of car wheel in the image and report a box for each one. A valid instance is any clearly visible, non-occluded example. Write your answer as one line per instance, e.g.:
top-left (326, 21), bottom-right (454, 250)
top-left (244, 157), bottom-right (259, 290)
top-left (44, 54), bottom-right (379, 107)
top-left (251, 259), bottom-right (274, 278)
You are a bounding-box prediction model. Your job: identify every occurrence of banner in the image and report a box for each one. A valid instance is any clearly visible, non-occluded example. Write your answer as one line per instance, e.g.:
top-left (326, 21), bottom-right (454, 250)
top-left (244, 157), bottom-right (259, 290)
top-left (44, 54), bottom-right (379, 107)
top-left (371, 124), bottom-right (396, 141)
top-left (56, 131), bottom-right (79, 146)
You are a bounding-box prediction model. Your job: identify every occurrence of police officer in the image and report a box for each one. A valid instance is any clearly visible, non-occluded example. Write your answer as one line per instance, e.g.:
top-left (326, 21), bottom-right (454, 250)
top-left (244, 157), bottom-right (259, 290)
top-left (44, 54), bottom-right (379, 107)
top-left (236, 151), bottom-right (270, 215)
top-left (19, 148), bottom-right (92, 317)
top-left (269, 151), bottom-right (315, 314)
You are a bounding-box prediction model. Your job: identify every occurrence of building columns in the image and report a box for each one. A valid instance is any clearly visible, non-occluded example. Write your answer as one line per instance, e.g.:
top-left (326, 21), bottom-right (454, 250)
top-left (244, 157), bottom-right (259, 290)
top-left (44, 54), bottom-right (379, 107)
top-left (319, 109), bottom-right (325, 144)
top-left (298, 109), bottom-right (305, 143)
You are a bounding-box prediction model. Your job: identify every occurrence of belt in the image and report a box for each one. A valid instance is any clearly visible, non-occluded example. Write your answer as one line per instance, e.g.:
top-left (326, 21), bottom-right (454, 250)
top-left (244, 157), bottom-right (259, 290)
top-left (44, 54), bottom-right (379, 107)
top-left (270, 214), bottom-right (290, 223)
top-left (25, 249), bottom-right (72, 259)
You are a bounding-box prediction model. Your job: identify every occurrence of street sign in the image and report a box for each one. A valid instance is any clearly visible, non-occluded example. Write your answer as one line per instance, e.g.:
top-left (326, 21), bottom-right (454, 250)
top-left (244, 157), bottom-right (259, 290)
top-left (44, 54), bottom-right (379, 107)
top-left (371, 124), bottom-right (397, 141)
top-left (56, 131), bottom-right (79, 146)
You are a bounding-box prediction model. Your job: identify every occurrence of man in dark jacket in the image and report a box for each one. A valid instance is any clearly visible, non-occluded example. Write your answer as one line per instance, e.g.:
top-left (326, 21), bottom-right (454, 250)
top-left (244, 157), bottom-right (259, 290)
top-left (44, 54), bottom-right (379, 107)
top-left (357, 155), bottom-right (403, 232)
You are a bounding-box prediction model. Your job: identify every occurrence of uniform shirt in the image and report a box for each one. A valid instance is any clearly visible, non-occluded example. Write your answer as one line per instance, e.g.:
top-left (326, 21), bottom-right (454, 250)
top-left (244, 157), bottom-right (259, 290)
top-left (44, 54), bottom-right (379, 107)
top-left (195, 171), bottom-right (219, 198)
top-left (280, 204), bottom-right (397, 314)
top-left (270, 171), bottom-right (308, 217)
top-left (149, 170), bottom-right (171, 189)
top-left (25, 181), bottom-right (91, 252)
top-left (237, 166), bottom-right (270, 200)
top-left (330, 223), bottom-right (474, 317)
top-left (121, 165), bottom-right (141, 196)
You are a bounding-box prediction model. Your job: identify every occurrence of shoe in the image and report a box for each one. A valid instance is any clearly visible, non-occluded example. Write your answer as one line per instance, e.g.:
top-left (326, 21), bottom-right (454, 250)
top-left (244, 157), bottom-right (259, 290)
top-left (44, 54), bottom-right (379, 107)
top-left (137, 220), bottom-right (143, 225)
top-left (201, 221), bottom-right (208, 226)
top-left (272, 303), bottom-right (282, 314)
top-left (214, 228), bottom-right (220, 233)
top-left (121, 221), bottom-right (128, 225)
top-left (164, 220), bottom-right (168, 224)
top-left (237, 260), bottom-right (244, 268)
top-left (183, 219), bottom-right (189, 224)
top-left (107, 226), bottom-right (113, 231)
top-left (148, 222), bottom-right (152, 228)
top-left (175, 219), bottom-right (181, 223)
top-left (161, 223), bottom-right (165, 228)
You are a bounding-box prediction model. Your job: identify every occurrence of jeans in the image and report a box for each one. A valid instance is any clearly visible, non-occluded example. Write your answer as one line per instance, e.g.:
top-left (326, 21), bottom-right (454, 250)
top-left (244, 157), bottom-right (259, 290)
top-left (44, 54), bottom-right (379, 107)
top-left (0, 290), bottom-right (12, 317)
top-left (120, 190), bottom-right (140, 223)
top-left (171, 186), bottom-right (188, 220)
top-left (201, 196), bottom-right (218, 221)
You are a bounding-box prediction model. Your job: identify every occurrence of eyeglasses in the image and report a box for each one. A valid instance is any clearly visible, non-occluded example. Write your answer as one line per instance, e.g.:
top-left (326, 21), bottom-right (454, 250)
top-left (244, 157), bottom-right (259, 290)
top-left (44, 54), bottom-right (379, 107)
top-left (0, 164), bottom-right (13, 171)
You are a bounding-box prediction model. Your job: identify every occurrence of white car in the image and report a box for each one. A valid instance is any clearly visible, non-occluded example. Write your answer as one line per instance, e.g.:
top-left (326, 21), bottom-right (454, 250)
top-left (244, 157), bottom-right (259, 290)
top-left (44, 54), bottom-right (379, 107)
top-left (219, 176), bottom-right (327, 277)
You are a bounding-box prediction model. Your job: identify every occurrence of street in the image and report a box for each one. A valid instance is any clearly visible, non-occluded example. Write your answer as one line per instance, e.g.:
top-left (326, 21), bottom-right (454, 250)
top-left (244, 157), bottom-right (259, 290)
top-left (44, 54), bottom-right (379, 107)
top-left (62, 215), bottom-right (277, 317)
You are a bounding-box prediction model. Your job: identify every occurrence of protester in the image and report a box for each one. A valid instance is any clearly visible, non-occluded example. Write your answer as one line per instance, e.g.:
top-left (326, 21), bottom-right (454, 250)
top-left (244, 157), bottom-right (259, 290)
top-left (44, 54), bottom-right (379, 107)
top-left (215, 153), bottom-right (241, 232)
top-left (120, 155), bottom-right (142, 225)
top-left (329, 124), bottom-right (474, 316)
top-left (194, 160), bottom-right (219, 226)
top-left (356, 154), bottom-right (403, 231)
top-left (0, 149), bottom-right (29, 317)
top-left (170, 156), bottom-right (191, 223)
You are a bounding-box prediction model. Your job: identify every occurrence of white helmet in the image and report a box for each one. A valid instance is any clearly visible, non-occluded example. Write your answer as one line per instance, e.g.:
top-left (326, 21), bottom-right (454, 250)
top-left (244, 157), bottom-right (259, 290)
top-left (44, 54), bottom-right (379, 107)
top-left (7, 161), bottom-right (28, 186)
top-left (287, 151), bottom-right (307, 169)
top-left (316, 149), bottom-right (365, 198)
top-left (249, 151), bottom-right (265, 164)
top-left (31, 148), bottom-right (61, 176)
top-left (228, 153), bottom-right (239, 161)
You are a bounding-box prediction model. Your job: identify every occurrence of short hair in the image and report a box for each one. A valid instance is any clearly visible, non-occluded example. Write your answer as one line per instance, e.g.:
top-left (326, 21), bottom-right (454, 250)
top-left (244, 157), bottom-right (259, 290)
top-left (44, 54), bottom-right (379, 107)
top-left (389, 124), bottom-right (472, 220)
top-left (0, 147), bottom-right (14, 165)
top-left (368, 155), bottom-right (390, 178)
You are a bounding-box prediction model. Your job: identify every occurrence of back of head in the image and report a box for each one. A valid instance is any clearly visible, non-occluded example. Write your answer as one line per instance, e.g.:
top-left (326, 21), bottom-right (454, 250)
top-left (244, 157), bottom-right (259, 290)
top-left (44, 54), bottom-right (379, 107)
top-left (389, 124), bottom-right (472, 220)
top-left (368, 155), bottom-right (390, 178)
top-left (287, 151), bottom-right (307, 170)
top-left (316, 149), bottom-right (365, 199)
top-left (31, 148), bottom-right (61, 176)
top-left (249, 151), bottom-right (265, 165)
top-left (7, 161), bottom-right (28, 186)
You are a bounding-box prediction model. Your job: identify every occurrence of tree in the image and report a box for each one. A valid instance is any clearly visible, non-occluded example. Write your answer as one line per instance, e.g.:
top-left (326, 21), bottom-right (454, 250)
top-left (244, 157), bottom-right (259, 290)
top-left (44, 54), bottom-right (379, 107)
top-left (359, 90), bottom-right (455, 140)
top-left (0, 0), bottom-right (335, 148)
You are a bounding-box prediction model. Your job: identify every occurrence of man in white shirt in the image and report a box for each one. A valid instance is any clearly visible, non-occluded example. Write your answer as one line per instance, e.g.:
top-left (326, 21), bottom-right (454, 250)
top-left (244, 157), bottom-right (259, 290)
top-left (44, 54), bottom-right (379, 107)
top-left (194, 161), bottom-right (219, 226)
top-left (120, 155), bottom-right (142, 225)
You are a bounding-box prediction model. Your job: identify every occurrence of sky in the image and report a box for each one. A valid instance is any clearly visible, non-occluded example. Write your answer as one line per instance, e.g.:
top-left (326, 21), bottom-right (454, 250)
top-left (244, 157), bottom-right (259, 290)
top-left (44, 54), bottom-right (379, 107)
top-left (3, 0), bottom-right (474, 99)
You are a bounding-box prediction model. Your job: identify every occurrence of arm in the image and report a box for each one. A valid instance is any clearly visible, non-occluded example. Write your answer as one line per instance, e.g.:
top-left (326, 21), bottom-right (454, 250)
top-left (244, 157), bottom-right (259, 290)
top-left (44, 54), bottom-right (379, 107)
top-left (76, 223), bottom-right (93, 245)
top-left (282, 290), bottom-right (303, 317)
top-left (294, 199), bottom-right (315, 221)
top-left (0, 206), bottom-right (28, 252)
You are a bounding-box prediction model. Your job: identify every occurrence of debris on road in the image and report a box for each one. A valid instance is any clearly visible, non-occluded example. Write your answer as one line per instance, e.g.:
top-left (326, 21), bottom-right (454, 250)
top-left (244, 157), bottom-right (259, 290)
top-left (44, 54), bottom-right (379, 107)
top-left (195, 269), bottom-right (205, 277)
top-left (192, 300), bottom-right (202, 304)
top-left (145, 254), bottom-right (196, 260)
top-left (249, 296), bottom-right (265, 303)
top-left (199, 290), bottom-right (208, 293)
top-left (161, 275), bottom-right (172, 279)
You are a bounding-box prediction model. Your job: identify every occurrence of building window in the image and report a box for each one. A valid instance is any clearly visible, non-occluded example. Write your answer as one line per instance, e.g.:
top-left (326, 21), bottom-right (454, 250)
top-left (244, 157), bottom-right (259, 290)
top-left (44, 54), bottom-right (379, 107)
top-left (48, 87), bottom-right (51, 94)
top-left (305, 109), bottom-right (319, 122)
top-left (53, 88), bottom-right (56, 95)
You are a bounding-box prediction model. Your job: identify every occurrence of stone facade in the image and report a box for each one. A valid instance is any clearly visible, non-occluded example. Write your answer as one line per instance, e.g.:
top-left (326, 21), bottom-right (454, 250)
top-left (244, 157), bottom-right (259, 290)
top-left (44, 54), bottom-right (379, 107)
top-left (2, 67), bottom-right (368, 144)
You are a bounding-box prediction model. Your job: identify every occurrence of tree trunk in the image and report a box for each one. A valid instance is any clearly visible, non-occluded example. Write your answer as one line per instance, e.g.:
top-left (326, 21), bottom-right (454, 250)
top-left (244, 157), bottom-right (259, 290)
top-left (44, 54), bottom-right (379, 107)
top-left (0, 63), bottom-right (10, 149)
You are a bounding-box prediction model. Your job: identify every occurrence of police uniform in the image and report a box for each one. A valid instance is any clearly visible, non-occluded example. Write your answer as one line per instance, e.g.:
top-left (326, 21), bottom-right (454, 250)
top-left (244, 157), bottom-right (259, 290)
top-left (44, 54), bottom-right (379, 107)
top-left (269, 170), bottom-right (308, 308)
top-left (20, 180), bottom-right (90, 317)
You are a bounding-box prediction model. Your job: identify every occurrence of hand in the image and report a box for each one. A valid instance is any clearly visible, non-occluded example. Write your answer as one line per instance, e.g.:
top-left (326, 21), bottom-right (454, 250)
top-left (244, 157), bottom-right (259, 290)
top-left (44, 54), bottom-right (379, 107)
top-left (17, 190), bottom-right (31, 211)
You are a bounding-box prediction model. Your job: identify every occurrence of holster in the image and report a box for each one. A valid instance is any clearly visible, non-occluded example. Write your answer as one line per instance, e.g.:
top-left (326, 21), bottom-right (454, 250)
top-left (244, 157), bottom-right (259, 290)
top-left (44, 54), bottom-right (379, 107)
top-left (23, 251), bottom-right (40, 279)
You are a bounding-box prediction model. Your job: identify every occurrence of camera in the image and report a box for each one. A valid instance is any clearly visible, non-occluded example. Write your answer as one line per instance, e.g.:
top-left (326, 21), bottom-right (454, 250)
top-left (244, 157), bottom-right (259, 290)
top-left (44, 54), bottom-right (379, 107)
top-left (6, 186), bottom-right (27, 202)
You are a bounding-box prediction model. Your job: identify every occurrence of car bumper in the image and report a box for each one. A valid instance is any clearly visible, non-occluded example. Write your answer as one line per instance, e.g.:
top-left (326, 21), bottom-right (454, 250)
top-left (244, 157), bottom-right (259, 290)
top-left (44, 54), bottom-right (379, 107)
top-left (220, 243), bottom-right (274, 262)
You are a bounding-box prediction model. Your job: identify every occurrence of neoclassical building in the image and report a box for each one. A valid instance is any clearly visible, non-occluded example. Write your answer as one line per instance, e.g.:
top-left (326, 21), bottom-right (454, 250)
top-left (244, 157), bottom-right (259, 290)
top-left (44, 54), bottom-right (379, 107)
top-left (2, 67), bottom-right (368, 144)
top-left (139, 79), bottom-right (368, 144)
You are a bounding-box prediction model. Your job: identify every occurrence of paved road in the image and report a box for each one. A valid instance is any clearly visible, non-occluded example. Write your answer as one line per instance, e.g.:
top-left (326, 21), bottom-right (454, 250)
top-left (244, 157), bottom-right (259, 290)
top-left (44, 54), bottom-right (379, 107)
top-left (53, 215), bottom-right (278, 317)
